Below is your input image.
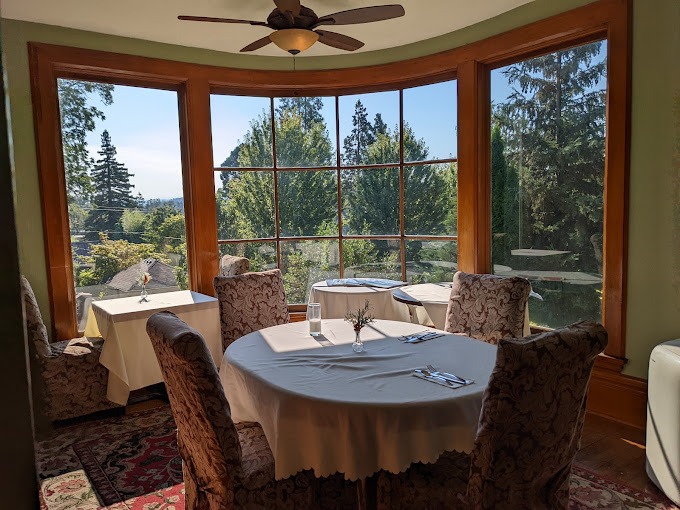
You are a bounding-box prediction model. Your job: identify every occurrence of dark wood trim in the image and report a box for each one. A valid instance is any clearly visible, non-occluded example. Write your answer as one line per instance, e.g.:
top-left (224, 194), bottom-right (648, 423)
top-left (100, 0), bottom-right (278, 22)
top-left (600, 0), bottom-right (632, 359)
top-left (587, 367), bottom-right (647, 430)
top-left (179, 78), bottom-right (219, 296)
top-left (456, 60), bottom-right (490, 273)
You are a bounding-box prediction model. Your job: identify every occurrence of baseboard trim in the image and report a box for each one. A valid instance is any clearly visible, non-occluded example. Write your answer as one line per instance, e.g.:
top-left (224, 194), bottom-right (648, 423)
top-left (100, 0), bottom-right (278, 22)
top-left (587, 365), bottom-right (647, 430)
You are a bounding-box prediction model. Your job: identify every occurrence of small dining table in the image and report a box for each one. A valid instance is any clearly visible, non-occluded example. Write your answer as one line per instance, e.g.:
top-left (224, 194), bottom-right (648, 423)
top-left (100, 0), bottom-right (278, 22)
top-left (219, 319), bottom-right (497, 482)
top-left (309, 280), bottom-right (411, 322)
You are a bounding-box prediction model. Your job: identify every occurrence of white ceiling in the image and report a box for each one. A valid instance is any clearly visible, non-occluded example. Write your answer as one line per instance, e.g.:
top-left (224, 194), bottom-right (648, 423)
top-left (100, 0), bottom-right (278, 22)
top-left (1, 0), bottom-right (534, 57)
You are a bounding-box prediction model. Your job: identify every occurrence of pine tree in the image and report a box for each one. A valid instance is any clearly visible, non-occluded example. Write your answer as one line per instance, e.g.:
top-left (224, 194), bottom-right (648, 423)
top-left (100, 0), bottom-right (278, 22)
top-left (342, 100), bottom-right (375, 165)
top-left (83, 130), bottom-right (137, 240)
top-left (493, 40), bottom-right (606, 271)
top-left (372, 113), bottom-right (388, 137)
top-left (276, 97), bottom-right (324, 131)
top-left (58, 80), bottom-right (113, 203)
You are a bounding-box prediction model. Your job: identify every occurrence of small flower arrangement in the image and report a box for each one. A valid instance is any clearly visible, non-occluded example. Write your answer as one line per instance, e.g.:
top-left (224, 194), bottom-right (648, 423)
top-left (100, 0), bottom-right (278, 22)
top-left (344, 300), bottom-right (375, 332)
top-left (140, 272), bottom-right (152, 287)
top-left (139, 271), bottom-right (152, 302)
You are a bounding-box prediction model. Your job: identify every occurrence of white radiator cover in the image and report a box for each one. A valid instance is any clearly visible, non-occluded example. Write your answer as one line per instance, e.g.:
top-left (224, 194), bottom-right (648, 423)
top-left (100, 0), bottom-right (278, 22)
top-left (645, 339), bottom-right (680, 505)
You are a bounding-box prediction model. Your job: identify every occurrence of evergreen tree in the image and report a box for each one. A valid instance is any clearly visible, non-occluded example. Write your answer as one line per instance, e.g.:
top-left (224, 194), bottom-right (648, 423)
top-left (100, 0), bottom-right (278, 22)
top-left (83, 130), bottom-right (137, 240)
top-left (372, 113), bottom-right (388, 137)
top-left (342, 100), bottom-right (375, 165)
top-left (219, 145), bottom-right (241, 189)
top-left (493, 41), bottom-right (606, 271)
top-left (344, 124), bottom-right (454, 238)
top-left (276, 97), bottom-right (324, 130)
top-left (58, 80), bottom-right (113, 202)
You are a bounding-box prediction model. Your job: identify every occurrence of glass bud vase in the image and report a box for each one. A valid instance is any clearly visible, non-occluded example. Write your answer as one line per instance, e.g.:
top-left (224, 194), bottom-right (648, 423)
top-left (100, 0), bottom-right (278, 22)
top-left (139, 285), bottom-right (149, 303)
top-left (352, 328), bottom-right (364, 353)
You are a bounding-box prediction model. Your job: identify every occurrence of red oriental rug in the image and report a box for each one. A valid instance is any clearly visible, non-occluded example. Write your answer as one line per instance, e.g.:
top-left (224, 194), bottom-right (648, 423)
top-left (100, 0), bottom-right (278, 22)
top-left (36, 405), bottom-right (678, 509)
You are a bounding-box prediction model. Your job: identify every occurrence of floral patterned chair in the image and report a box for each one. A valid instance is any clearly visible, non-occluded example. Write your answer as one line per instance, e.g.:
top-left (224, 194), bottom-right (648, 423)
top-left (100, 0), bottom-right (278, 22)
top-left (213, 269), bottom-right (290, 351)
top-left (444, 271), bottom-right (531, 344)
top-left (376, 321), bottom-right (608, 510)
top-left (147, 311), bottom-right (357, 510)
top-left (219, 254), bottom-right (250, 277)
top-left (20, 276), bottom-right (120, 422)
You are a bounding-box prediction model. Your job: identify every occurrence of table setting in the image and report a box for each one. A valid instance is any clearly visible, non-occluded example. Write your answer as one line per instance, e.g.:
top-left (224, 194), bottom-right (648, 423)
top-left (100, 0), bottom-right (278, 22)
top-left (219, 314), bottom-right (496, 481)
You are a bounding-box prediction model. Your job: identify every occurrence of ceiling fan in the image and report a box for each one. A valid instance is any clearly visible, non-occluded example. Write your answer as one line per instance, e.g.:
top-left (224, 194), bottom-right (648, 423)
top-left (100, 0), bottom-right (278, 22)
top-left (178, 0), bottom-right (405, 55)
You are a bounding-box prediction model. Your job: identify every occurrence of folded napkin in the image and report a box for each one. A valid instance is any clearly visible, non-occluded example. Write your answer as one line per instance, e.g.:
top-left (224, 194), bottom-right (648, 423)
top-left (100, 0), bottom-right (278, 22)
top-left (325, 278), bottom-right (406, 289)
top-left (400, 331), bottom-right (444, 343)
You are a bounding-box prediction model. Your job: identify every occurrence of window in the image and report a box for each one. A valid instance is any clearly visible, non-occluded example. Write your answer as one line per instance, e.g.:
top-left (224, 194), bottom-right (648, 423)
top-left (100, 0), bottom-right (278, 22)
top-left (211, 83), bottom-right (458, 305)
top-left (490, 40), bottom-right (607, 328)
top-left (57, 80), bottom-right (188, 331)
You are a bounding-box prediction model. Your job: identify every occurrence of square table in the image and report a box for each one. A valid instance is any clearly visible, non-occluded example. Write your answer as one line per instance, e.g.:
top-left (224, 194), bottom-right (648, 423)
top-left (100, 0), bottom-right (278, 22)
top-left (84, 290), bottom-right (223, 405)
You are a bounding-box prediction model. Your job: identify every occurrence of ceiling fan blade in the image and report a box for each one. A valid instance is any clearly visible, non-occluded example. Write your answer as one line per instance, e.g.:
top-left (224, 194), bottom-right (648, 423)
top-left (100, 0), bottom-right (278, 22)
top-left (313, 5), bottom-right (405, 27)
top-left (240, 36), bottom-right (273, 53)
top-left (273, 0), bottom-right (301, 16)
top-left (315, 30), bottom-right (364, 52)
top-left (178, 15), bottom-right (269, 27)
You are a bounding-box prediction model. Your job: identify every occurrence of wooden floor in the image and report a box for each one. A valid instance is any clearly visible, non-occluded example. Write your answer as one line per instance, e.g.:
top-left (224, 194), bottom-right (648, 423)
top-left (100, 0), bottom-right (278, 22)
top-left (575, 413), bottom-right (659, 495)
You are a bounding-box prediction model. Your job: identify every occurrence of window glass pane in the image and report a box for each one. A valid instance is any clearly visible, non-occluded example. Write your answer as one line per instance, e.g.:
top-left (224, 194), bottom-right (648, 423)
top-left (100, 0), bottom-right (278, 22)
top-left (403, 80), bottom-right (457, 162)
top-left (281, 240), bottom-right (340, 304)
top-left (274, 97), bottom-right (336, 167)
top-left (404, 163), bottom-right (457, 235)
top-left (490, 40), bottom-right (607, 328)
top-left (215, 171), bottom-right (275, 239)
top-left (58, 80), bottom-right (187, 331)
top-left (211, 95), bottom-right (272, 168)
top-left (219, 242), bottom-right (277, 272)
top-left (339, 91), bottom-right (399, 166)
top-left (342, 240), bottom-right (402, 280)
top-left (342, 167), bottom-right (399, 235)
top-left (406, 240), bottom-right (458, 284)
top-left (278, 170), bottom-right (338, 237)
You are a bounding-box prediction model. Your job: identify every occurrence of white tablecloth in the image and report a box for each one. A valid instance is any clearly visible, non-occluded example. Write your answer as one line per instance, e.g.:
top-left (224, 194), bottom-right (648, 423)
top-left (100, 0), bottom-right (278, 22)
top-left (309, 281), bottom-right (410, 322)
top-left (84, 290), bottom-right (223, 405)
top-left (399, 283), bottom-right (532, 335)
top-left (220, 319), bottom-right (496, 480)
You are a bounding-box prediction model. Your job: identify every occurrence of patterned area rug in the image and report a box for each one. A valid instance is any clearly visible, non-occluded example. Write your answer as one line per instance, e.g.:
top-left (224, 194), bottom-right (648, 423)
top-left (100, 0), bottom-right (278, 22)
top-left (36, 404), bottom-right (678, 509)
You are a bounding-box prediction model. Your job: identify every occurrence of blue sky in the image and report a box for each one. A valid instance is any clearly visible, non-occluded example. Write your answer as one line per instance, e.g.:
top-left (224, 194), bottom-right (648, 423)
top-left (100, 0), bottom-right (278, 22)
top-left (76, 39), bottom-right (605, 200)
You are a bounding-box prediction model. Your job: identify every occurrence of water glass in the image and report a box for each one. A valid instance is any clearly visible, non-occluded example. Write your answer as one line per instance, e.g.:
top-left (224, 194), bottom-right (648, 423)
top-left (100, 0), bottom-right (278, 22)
top-left (307, 303), bottom-right (321, 336)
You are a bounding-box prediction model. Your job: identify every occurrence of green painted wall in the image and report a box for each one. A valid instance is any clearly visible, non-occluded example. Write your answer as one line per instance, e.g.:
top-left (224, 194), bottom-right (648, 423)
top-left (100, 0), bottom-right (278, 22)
top-left (2, 0), bottom-right (678, 379)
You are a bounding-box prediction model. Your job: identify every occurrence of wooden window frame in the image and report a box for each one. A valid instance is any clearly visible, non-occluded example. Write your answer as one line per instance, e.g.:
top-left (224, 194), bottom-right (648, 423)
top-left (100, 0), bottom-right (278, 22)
top-left (214, 89), bottom-right (460, 312)
top-left (28, 0), bottom-right (630, 368)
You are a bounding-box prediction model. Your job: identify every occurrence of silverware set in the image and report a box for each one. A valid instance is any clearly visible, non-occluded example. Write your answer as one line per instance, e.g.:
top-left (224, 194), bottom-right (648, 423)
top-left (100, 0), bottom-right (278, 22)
top-left (412, 364), bottom-right (474, 388)
top-left (400, 330), bottom-right (444, 343)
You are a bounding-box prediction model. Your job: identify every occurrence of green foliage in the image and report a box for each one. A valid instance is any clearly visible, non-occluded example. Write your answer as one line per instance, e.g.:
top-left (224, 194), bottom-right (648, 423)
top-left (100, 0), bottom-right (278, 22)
top-left (173, 242), bottom-right (189, 290)
top-left (76, 233), bottom-right (168, 286)
top-left (58, 79), bottom-right (113, 202)
top-left (142, 205), bottom-right (183, 251)
top-left (83, 130), bottom-right (137, 240)
top-left (493, 41), bottom-right (606, 273)
top-left (342, 100), bottom-right (375, 165)
top-left (120, 209), bottom-right (147, 243)
top-left (281, 251), bottom-right (314, 304)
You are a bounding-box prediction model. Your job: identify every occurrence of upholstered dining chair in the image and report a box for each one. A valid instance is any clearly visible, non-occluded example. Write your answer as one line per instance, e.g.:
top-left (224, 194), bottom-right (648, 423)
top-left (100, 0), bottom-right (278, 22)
top-left (20, 276), bottom-right (119, 421)
top-left (147, 311), bottom-right (357, 510)
top-left (376, 321), bottom-right (608, 510)
top-left (219, 254), bottom-right (250, 277)
top-left (444, 271), bottom-right (531, 344)
top-left (213, 269), bottom-right (290, 351)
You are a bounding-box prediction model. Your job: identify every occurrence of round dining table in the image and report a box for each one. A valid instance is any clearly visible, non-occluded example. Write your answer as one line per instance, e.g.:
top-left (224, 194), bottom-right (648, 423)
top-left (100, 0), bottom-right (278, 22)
top-left (219, 319), bottom-right (497, 481)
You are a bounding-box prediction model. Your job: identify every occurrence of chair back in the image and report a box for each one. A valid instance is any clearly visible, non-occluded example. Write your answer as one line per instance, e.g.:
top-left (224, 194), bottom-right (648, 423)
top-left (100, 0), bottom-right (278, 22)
top-left (467, 321), bottom-right (608, 509)
top-left (213, 269), bottom-right (290, 350)
top-left (146, 311), bottom-right (243, 504)
top-left (445, 271), bottom-right (530, 343)
top-left (219, 254), bottom-right (250, 277)
top-left (20, 276), bottom-right (52, 358)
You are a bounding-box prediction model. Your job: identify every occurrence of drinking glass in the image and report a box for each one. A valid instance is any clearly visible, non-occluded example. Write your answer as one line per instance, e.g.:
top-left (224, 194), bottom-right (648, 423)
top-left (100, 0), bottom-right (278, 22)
top-left (307, 303), bottom-right (322, 336)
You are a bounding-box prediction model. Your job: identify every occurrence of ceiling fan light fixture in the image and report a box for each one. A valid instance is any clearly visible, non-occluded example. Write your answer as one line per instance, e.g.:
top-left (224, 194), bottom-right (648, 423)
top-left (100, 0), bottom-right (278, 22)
top-left (270, 28), bottom-right (319, 55)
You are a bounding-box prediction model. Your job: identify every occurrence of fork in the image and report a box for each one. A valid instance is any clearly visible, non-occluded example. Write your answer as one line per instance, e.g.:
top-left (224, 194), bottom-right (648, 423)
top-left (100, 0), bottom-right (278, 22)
top-left (426, 364), bottom-right (467, 385)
